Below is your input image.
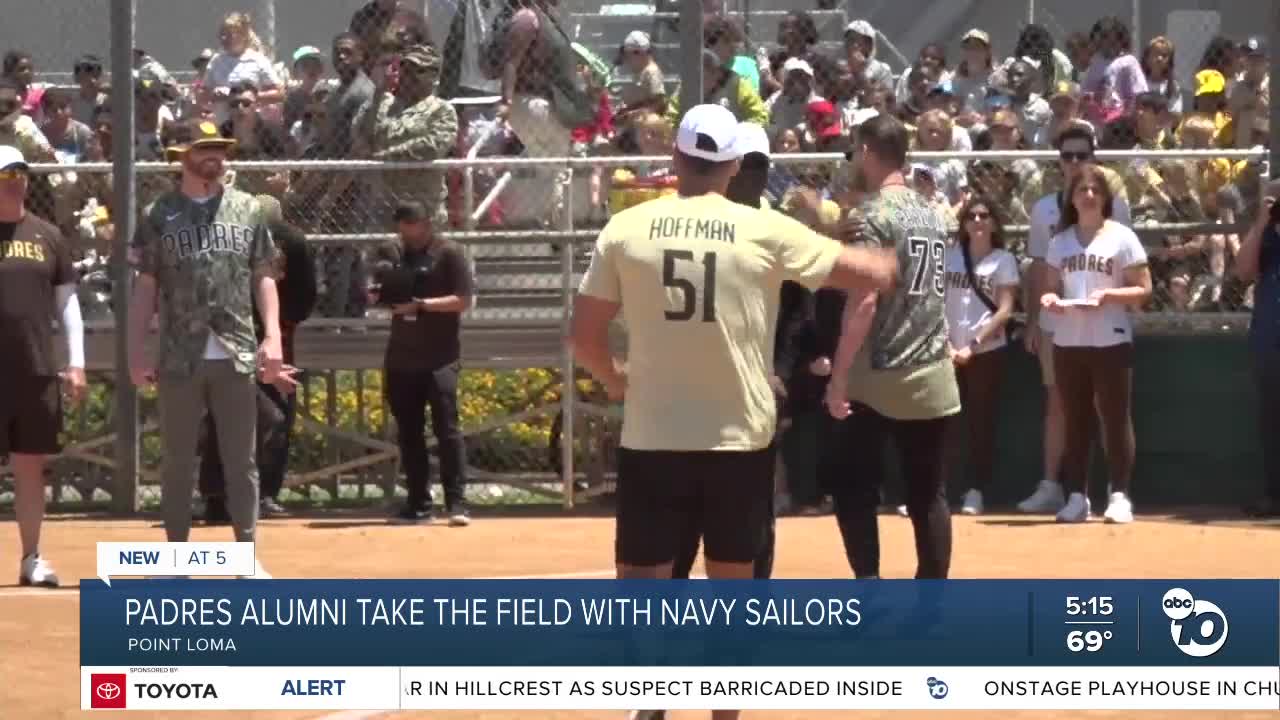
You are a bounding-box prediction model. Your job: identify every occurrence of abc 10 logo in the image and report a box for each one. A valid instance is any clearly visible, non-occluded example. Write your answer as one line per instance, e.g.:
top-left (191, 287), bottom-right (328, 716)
top-left (1161, 588), bottom-right (1229, 658)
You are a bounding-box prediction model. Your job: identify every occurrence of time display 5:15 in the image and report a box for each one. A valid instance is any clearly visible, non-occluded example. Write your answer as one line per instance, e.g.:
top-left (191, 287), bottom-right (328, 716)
top-left (1066, 596), bottom-right (1114, 616)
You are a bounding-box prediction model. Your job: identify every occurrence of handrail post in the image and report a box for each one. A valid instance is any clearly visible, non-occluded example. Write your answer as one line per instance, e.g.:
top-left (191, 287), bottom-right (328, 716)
top-left (560, 165), bottom-right (576, 509)
top-left (110, 0), bottom-right (139, 515)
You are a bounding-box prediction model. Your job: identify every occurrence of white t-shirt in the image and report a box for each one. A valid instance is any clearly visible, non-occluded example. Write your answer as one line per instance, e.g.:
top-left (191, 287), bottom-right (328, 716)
top-left (1045, 221), bottom-right (1148, 348)
top-left (1028, 191), bottom-right (1132, 333)
top-left (944, 246), bottom-right (1020, 354)
top-left (204, 49), bottom-right (282, 123)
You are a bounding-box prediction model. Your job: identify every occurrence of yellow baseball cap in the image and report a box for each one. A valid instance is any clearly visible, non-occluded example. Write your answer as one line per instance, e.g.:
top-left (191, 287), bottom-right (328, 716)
top-left (1195, 69), bottom-right (1226, 97)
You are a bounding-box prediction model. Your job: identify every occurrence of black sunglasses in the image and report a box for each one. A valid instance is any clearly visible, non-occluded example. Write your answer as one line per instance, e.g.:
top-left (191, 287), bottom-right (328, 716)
top-left (967, 210), bottom-right (992, 220)
top-left (232, 99), bottom-right (254, 108)
top-left (75, 64), bottom-right (102, 74)
top-left (1060, 151), bottom-right (1093, 162)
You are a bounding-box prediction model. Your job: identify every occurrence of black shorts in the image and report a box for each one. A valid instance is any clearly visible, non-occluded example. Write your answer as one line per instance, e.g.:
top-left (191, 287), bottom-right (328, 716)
top-left (615, 446), bottom-right (775, 567)
top-left (0, 377), bottom-right (62, 458)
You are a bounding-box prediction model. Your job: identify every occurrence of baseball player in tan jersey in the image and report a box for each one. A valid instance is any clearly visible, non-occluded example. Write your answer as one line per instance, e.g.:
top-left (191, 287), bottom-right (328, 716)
top-left (572, 98), bottom-right (893, 653)
top-left (128, 120), bottom-right (284, 578)
top-left (572, 105), bottom-right (894, 720)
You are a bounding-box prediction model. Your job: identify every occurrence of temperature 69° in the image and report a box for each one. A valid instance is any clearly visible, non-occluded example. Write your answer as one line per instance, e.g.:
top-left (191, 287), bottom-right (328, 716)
top-left (1067, 629), bottom-right (1112, 652)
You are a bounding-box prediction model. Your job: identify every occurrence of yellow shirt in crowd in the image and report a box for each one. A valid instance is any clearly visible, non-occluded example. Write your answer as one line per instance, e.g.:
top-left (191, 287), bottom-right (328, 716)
top-left (578, 192), bottom-right (843, 452)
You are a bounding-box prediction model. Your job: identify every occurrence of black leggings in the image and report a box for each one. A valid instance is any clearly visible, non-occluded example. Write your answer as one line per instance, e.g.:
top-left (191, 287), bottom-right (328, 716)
top-left (830, 404), bottom-right (952, 579)
top-left (1053, 344), bottom-right (1135, 496)
top-left (1256, 351), bottom-right (1280, 501)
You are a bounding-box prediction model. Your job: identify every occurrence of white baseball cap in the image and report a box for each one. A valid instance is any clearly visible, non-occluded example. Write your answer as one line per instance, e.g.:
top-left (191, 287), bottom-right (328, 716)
top-left (736, 122), bottom-right (770, 159)
top-left (782, 57), bottom-right (814, 77)
top-left (0, 145), bottom-right (28, 171)
top-left (623, 30), bottom-right (651, 51)
top-left (676, 104), bottom-right (740, 163)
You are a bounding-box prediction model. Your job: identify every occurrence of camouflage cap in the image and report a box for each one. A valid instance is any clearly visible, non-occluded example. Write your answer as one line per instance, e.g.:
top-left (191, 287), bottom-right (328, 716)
top-left (164, 118), bottom-right (236, 162)
top-left (400, 44), bottom-right (440, 72)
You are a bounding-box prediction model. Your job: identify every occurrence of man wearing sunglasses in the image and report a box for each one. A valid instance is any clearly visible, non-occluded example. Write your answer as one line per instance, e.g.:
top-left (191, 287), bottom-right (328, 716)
top-left (0, 146), bottom-right (86, 587)
top-left (352, 44), bottom-right (457, 228)
top-left (1019, 123), bottom-right (1132, 515)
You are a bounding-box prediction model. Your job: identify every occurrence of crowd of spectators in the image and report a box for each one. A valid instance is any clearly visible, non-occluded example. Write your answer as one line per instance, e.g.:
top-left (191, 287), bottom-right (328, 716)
top-left (0, 1), bottom-right (1273, 318)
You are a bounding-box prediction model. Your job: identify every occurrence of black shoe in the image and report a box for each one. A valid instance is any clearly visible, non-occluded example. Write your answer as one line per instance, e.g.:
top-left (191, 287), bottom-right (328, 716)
top-left (395, 504), bottom-right (432, 524)
top-left (260, 497), bottom-right (286, 517)
top-left (204, 497), bottom-right (231, 526)
top-left (1244, 497), bottom-right (1280, 518)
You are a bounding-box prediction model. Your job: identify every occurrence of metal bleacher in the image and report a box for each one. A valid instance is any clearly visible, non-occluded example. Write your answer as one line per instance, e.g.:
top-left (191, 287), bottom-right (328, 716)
top-left (456, 2), bottom-right (851, 329)
top-left (568, 1), bottom-right (850, 69)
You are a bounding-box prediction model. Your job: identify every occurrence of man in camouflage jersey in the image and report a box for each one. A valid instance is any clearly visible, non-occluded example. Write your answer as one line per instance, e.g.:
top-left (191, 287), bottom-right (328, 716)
top-left (825, 114), bottom-right (959, 580)
top-left (128, 120), bottom-right (283, 576)
top-left (354, 44), bottom-right (458, 227)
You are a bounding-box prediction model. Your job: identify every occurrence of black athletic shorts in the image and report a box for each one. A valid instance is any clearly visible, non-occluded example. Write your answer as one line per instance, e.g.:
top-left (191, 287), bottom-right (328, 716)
top-left (0, 377), bottom-right (62, 457)
top-left (615, 446), bottom-right (775, 567)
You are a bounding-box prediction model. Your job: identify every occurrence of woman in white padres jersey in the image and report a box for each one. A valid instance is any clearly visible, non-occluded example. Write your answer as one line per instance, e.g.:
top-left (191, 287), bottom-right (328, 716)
top-left (944, 196), bottom-right (1020, 516)
top-left (1040, 164), bottom-right (1152, 524)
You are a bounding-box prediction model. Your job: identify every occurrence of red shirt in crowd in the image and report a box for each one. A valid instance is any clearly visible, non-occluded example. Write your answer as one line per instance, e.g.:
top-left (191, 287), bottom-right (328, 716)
top-left (571, 92), bottom-right (614, 145)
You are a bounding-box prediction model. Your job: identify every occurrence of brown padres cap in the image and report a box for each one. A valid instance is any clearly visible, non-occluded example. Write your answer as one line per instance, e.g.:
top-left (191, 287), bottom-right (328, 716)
top-left (165, 119), bottom-right (236, 162)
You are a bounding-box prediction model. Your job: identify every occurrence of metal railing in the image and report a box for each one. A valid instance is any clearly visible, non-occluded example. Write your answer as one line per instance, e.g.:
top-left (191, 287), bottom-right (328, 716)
top-left (13, 145), bottom-right (1270, 511)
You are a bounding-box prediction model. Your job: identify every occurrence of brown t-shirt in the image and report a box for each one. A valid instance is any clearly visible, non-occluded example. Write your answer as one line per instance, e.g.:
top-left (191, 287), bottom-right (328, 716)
top-left (0, 213), bottom-right (74, 379)
top-left (381, 240), bottom-right (474, 371)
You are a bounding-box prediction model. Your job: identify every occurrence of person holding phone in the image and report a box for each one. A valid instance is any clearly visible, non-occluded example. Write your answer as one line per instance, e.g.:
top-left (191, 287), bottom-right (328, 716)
top-left (1235, 179), bottom-right (1280, 518)
top-left (1040, 163), bottom-right (1152, 524)
top-left (945, 196), bottom-right (1020, 515)
top-left (369, 201), bottom-right (475, 526)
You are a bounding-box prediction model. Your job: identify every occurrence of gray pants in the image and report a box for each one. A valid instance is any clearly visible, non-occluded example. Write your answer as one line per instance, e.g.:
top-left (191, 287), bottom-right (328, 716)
top-left (158, 360), bottom-right (259, 542)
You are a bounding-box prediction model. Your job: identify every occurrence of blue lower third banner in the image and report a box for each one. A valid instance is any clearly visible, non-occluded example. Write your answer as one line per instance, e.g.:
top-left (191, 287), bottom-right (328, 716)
top-left (80, 580), bottom-right (1280, 710)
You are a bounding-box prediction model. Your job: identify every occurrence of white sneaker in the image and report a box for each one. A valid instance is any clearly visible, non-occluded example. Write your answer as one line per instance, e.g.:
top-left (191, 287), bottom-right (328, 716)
top-left (1103, 492), bottom-right (1134, 524)
top-left (1056, 492), bottom-right (1091, 523)
top-left (961, 489), bottom-right (984, 516)
top-left (249, 559), bottom-right (273, 580)
top-left (896, 504), bottom-right (909, 517)
top-left (19, 554), bottom-right (60, 588)
top-left (1018, 480), bottom-right (1066, 513)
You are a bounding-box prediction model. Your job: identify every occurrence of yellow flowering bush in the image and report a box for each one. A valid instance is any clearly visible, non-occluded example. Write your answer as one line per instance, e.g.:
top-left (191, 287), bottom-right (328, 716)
top-left (62, 369), bottom-right (574, 475)
top-left (293, 369), bottom-right (563, 472)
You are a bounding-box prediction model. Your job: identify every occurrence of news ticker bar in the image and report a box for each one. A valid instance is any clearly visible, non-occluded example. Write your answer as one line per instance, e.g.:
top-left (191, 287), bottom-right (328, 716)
top-left (80, 666), bottom-right (1280, 711)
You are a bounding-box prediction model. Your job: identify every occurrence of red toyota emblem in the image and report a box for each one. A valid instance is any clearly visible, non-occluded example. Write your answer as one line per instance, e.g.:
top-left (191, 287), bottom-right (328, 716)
top-left (91, 673), bottom-right (127, 709)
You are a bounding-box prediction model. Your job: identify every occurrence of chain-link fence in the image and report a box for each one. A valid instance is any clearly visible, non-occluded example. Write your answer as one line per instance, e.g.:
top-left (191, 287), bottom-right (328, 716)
top-left (0, 0), bottom-right (1274, 513)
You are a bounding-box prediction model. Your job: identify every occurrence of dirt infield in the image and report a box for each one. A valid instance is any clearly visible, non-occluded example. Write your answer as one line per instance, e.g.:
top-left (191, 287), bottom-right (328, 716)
top-left (1, 510), bottom-right (1276, 720)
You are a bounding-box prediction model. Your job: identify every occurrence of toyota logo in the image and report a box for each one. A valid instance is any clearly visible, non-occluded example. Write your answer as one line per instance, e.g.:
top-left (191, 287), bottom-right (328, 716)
top-left (95, 682), bottom-right (121, 700)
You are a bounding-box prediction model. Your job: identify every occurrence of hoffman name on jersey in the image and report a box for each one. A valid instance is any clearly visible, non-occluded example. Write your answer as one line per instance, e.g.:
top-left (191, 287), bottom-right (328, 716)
top-left (648, 216), bottom-right (738, 244)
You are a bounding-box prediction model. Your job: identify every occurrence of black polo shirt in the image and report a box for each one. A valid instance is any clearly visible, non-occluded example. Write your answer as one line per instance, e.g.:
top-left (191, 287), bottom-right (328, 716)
top-left (382, 239), bottom-right (474, 371)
